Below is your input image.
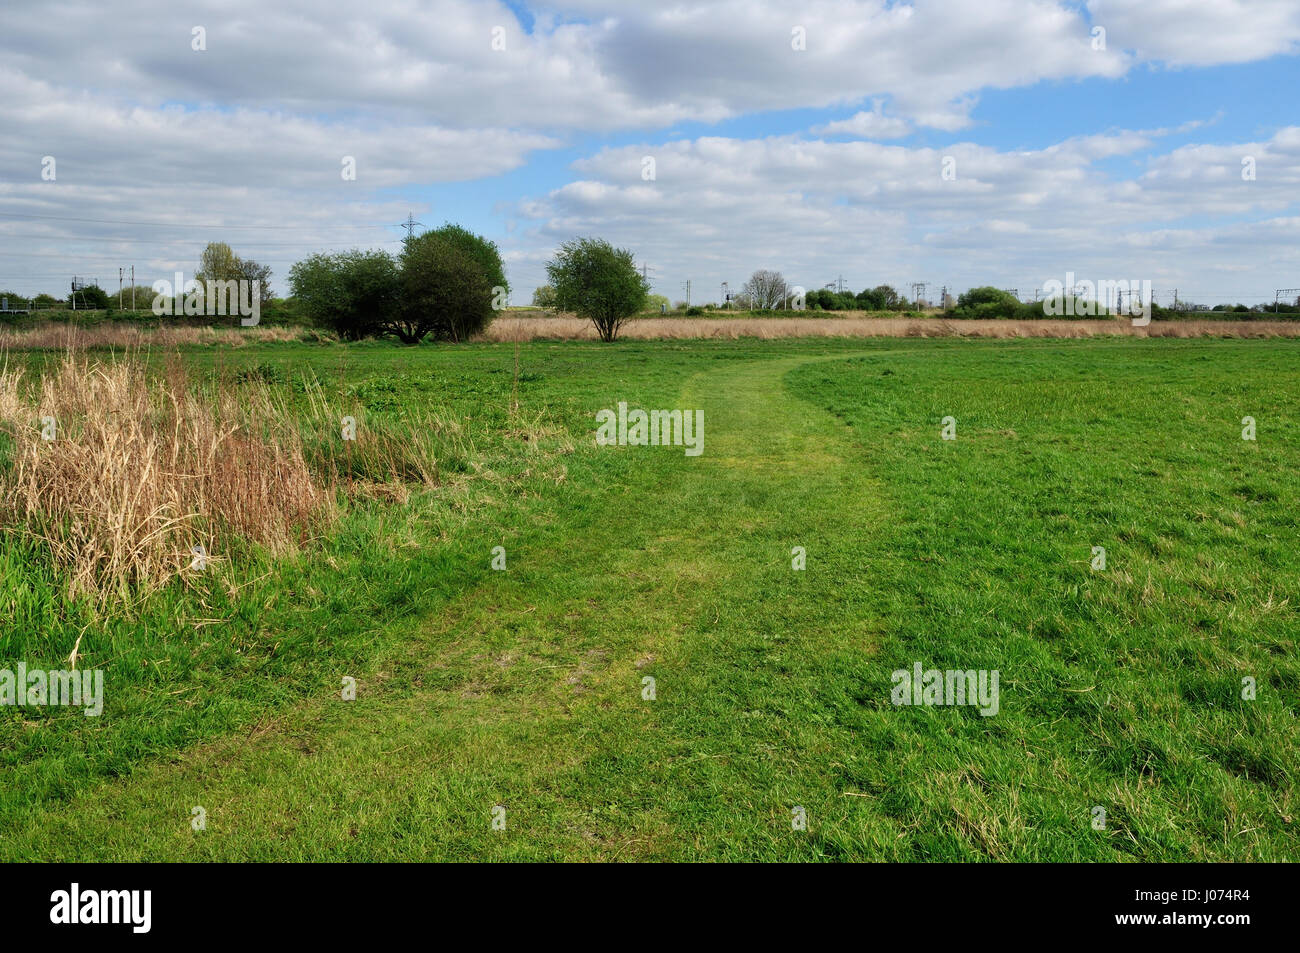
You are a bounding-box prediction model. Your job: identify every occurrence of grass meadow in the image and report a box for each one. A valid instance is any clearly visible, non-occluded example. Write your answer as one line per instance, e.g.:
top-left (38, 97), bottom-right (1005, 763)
top-left (0, 334), bottom-right (1296, 860)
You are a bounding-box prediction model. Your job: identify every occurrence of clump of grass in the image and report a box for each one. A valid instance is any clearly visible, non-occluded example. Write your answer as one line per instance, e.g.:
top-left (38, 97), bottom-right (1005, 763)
top-left (296, 373), bottom-right (466, 498)
top-left (234, 360), bottom-right (288, 384)
top-left (0, 351), bottom-right (331, 604)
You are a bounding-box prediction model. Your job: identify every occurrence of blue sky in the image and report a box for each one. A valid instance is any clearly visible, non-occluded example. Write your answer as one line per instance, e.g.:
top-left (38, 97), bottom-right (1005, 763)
top-left (2, 0), bottom-right (1298, 306)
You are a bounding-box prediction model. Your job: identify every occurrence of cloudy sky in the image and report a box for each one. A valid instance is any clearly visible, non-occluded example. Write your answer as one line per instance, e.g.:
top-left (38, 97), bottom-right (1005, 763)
top-left (1, 0), bottom-right (1298, 306)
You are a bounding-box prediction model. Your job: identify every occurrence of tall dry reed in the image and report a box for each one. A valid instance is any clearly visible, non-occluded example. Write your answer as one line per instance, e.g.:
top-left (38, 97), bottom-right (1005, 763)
top-left (0, 352), bottom-right (330, 603)
top-left (0, 322), bottom-right (321, 351)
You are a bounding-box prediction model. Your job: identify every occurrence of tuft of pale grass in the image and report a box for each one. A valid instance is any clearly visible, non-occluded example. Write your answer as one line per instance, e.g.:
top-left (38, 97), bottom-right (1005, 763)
top-left (0, 351), bottom-right (331, 603)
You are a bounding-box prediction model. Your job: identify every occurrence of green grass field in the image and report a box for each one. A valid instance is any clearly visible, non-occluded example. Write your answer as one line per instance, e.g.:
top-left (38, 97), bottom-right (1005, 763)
top-left (1, 336), bottom-right (1296, 860)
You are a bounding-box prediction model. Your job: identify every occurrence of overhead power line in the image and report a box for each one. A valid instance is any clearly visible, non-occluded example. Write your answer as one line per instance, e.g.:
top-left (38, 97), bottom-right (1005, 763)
top-left (0, 250), bottom-right (348, 259)
top-left (0, 233), bottom-right (403, 247)
top-left (0, 210), bottom-right (393, 230)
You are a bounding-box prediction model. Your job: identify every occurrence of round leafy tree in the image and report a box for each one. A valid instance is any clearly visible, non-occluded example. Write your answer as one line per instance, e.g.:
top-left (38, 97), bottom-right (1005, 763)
top-left (546, 237), bottom-right (649, 342)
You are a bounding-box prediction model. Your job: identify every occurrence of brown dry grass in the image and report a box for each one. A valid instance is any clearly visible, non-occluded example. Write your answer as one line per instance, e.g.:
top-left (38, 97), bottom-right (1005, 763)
top-left (0, 322), bottom-right (323, 351)
top-left (480, 313), bottom-right (1300, 341)
top-left (0, 351), bottom-right (331, 603)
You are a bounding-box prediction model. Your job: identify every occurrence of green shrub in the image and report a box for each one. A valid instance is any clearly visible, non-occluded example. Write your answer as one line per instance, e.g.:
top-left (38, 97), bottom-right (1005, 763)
top-left (532, 285), bottom-right (557, 309)
top-left (855, 285), bottom-right (905, 310)
top-left (289, 250), bottom-right (400, 340)
top-left (955, 286), bottom-right (1019, 319)
top-left (398, 234), bottom-right (494, 343)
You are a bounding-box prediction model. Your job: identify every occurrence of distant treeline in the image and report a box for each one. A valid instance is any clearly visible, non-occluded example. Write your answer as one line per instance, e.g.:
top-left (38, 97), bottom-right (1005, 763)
top-left (5, 267), bottom-right (1299, 334)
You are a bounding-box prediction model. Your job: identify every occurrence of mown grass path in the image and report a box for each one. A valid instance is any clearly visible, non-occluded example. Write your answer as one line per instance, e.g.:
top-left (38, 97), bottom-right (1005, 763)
top-left (8, 350), bottom-right (897, 860)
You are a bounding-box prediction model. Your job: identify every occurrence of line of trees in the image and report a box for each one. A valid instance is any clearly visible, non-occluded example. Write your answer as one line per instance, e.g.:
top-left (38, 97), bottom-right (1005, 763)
top-left (14, 230), bottom-right (1300, 341)
top-left (289, 224), bottom-right (508, 344)
top-left (0, 242), bottom-right (275, 317)
top-left (726, 270), bottom-right (910, 312)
